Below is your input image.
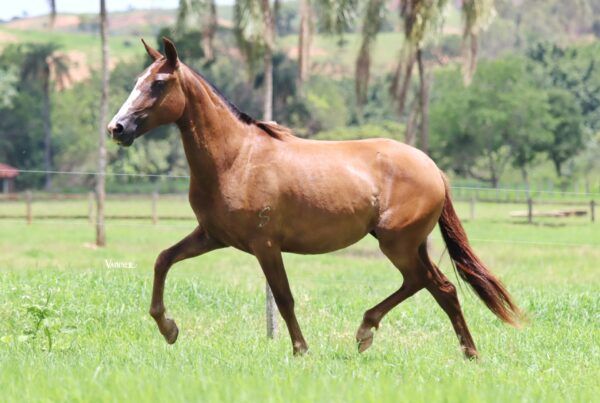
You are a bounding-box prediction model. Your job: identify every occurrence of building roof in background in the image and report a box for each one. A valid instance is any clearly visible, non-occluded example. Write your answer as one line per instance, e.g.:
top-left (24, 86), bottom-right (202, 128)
top-left (0, 163), bottom-right (19, 178)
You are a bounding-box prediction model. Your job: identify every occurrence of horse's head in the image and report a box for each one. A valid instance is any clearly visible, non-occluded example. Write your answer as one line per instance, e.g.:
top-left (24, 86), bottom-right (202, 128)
top-left (108, 38), bottom-right (185, 147)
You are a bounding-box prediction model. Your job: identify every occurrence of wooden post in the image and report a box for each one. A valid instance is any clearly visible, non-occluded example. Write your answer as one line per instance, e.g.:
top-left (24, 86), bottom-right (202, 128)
top-left (266, 283), bottom-right (278, 338)
top-left (527, 197), bottom-right (533, 224)
top-left (591, 200), bottom-right (595, 223)
top-left (88, 192), bottom-right (94, 224)
top-left (152, 192), bottom-right (158, 224)
top-left (470, 195), bottom-right (475, 221)
top-left (25, 191), bottom-right (32, 224)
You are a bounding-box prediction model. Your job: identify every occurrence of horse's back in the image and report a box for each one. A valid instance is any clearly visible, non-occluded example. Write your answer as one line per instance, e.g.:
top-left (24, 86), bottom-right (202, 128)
top-left (292, 136), bottom-right (446, 230)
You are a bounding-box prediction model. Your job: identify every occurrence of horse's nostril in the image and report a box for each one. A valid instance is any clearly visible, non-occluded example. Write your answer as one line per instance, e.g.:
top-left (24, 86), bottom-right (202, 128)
top-left (115, 123), bottom-right (124, 134)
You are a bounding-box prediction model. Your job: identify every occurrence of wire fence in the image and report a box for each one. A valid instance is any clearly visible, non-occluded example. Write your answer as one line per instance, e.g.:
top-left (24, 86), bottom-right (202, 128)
top-left (0, 168), bottom-right (597, 230)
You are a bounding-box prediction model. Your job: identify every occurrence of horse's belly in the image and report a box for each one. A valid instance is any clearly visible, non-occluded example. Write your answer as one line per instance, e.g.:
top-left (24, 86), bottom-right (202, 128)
top-left (280, 227), bottom-right (369, 254)
top-left (278, 206), bottom-right (376, 254)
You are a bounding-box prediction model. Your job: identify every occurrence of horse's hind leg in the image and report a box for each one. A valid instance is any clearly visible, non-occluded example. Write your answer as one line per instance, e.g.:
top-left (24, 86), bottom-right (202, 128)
top-left (356, 244), bottom-right (426, 353)
top-left (149, 226), bottom-right (224, 344)
top-left (418, 244), bottom-right (479, 359)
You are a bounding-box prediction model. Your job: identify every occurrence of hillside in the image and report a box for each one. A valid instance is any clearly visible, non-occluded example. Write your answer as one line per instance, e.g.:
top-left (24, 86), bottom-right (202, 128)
top-left (0, 4), bottom-right (470, 85)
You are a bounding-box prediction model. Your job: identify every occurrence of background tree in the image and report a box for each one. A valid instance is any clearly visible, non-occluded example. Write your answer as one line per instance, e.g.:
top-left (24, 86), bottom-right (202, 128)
top-left (176, 0), bottom-right (218, 62)
top-left (297, 0), bottom-right (314, 85)
top-left (353, 0), bottom-right (496, 153)
top-left (544, 89), bottom-right (585, 177)
top-left (430, 57), bottom-right (553, 187)
top-left (234, 0), bottom-right (277, 121)
top-left (20, 43), bottom-right (70, 190)
top-left (96, 0), bottom-right (109, 247)
top-left (0, 67), bottom-right (18, 109)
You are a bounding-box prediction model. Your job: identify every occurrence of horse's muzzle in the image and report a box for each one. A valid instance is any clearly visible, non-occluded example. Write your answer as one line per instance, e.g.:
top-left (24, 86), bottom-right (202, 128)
top-left (107, 119), bottom-right (137, 147)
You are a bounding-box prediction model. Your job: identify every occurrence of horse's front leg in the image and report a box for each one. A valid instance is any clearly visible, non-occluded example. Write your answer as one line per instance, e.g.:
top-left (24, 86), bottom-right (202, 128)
top-left (252, 240), bottom-right (308, 355)
top-left (150, 225), bottom-right (224, 344)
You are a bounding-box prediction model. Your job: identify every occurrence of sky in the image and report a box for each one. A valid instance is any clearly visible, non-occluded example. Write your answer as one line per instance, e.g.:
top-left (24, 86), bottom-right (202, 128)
top-left (0, 0), bottom-right (234, 21)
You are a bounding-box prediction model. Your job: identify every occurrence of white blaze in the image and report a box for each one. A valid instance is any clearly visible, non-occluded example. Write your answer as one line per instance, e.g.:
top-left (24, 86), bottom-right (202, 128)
top-left (108, 67), bottom-right (153, 127)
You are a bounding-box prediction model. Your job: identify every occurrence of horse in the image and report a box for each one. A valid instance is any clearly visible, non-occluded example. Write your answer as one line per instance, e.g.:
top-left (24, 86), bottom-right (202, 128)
top-left (107, 38), bottom-right (521, 359)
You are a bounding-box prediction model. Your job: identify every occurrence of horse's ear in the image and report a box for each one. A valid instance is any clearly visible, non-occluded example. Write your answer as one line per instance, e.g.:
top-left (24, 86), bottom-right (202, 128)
top-left (141, 38), bottom-right (162, 61)
top-left (162, 37), bottom-right (179, 68)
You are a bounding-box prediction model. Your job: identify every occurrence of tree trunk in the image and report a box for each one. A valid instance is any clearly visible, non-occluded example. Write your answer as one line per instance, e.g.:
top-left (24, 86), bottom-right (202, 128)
top-left (298, 0), bottom-right (312, 85)
top-left (42, 69), bottom-right (52, 190)
top-left (416, 48), bottom-right (430, 155)
top-left (48, 0), bottom-right (57, 29)
top-left (261, 0), bottom-right (274, 122)
top-left (96, 0), bottom-right (109, 247)
top-left (405, 96), bottom-right (420, 146)
top-left (394, 49), bottom-right (415, 116)
top-left (202, 0), bottom-right (217, 61)
top-left (355, 43), bottom-right (371, 110)
top-left (552, 158), bottom-right (563, 177)
top-left (521, 166), bottom-right (530, 198)
top-left (463, 32), bottom-right (478, 85)
top-left (260, 0), bottom-right (277, 338)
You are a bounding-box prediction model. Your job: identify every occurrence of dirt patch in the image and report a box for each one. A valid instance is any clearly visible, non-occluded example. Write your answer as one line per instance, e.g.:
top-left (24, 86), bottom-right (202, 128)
top-left (286, 46), bottom-right (329, 60)
top-left (52, 50), bottom-right (89, 90)
top-left (6, 15), bottom-right (81, 31)
top-left (0, 31), bottom-right (18, 43)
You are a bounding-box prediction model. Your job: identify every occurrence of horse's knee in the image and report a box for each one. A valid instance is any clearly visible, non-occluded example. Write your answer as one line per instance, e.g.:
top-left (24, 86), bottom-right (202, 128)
top-left (439, 280), bottom-right (457, 296)
top-left (154, 249), bottom-right (172, 273)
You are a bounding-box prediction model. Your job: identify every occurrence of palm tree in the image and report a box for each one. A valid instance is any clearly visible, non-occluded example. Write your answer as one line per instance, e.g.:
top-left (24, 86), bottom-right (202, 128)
top-left (297, 0), bottom-right (314, 85)
top-left (297, 0), bottom-right (357, 88)
top-left (234, 0), bottom-right (278, 337)
top-left (260, 0), bottom-right (275, 122)
top-left (234, 0), bottom-right (276, 121)
top-left (20, 43), bottom-right (70, 190)
top-left (354, 0), bottom-right (496, 153)
top-left (96, 0), bottom-right (109, 247)
top-left (176, 0), bottom-right (218, 62)
top-left (355, 0), bottom-right (384, 107)
top-left (47, 0), bottom-right (57, 28)
top-left (461, 0), bottom-right (496, 84)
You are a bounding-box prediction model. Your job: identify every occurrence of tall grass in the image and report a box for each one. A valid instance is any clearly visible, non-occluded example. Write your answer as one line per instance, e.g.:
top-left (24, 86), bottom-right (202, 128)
top-left (0, 202), bottom-right (598, 402)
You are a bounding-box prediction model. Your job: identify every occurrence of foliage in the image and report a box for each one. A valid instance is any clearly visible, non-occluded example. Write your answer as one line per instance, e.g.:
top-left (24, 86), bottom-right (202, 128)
top-left (313, 120), bottom-right (404, 140)
top-left (527, 42), bottom-right (600, 131)
top-left (234, 0), bottom-right (268, 77)
top-left (2, 4), bottom-right (600, 192)
top-left (316, 0), bottom-right (359, 37)
top-left (0, 66), bottom-right (18, 109)
top-left (430, 57), bottom-right (554, 187)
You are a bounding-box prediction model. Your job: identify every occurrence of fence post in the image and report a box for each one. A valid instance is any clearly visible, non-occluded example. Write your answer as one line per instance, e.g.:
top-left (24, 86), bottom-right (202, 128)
top-left (266, 283), bottom-right (278, 338)
top-left (591, 200), bottom-right (596, 223)
top-left (527, 197), bottom-right (533, 224)
top-left (88, 192), bottom-right (94, 224)
top-left (470, 195), bottom-right (475, 221)
top-left (152, 192), bottom-right (158, 224)
top-left (25, 191), bottom-right (32, 224)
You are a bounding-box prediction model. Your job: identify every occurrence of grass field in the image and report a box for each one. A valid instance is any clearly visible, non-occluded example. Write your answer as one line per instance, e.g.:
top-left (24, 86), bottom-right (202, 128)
top-left (0, 199), bottom-right (598, 402)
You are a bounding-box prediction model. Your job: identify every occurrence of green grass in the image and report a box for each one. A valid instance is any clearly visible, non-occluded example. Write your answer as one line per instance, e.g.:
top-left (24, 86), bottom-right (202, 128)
top-left (0, 26), bottom-right (140, 67)
top-left (0, 200), bottom-right (598, 402)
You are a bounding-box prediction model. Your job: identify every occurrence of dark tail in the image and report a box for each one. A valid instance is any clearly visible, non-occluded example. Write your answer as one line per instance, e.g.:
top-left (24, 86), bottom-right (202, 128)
top-left (438, 174), bottom-right (521, 327)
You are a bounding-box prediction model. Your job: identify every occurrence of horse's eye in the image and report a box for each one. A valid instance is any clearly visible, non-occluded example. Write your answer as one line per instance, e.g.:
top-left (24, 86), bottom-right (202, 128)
top-left (151, 80), bottom-right (166, 91)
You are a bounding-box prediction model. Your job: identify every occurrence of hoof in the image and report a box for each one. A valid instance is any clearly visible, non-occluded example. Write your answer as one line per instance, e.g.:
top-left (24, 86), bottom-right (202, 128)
top-left (463, 347), bottom-right (479, 361)
top-left (293, 345), bottom-right (309, 356)
top-left (162, 319), bottom-right (179, 344)
top-left (356, 325), bottom-right (374, 353)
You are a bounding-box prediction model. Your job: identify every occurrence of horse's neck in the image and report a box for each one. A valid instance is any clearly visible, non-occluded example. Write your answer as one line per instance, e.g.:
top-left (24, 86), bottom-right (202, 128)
top-left (176, 69), bottom-right (250, 189)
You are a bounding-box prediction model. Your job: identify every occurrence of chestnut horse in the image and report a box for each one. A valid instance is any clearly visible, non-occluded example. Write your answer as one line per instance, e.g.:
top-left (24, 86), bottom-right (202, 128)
top-left (108, 38), bottom-right (520, 359)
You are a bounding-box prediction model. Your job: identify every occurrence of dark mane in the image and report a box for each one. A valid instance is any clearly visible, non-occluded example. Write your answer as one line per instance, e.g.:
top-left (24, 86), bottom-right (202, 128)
top-left (185, 65), bottom-right (296, 141)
